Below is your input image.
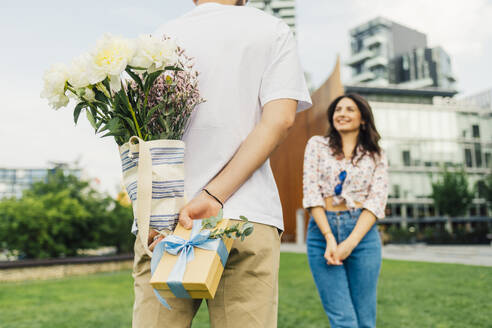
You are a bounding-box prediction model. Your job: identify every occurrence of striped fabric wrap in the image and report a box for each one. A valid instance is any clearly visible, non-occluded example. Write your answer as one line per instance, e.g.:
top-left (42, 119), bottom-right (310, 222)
top-left (119, 137), bottom-right (187, 256)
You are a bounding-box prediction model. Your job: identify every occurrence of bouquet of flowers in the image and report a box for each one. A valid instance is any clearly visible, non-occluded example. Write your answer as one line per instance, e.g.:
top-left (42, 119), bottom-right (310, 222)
top-left (41, 33), bottom-right (204, 257)
top-left (41, 33), bottom-right (204, 145)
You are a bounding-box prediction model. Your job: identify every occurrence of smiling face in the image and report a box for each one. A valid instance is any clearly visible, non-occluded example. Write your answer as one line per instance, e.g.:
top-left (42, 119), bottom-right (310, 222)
top-left (332, 97), bottom-right (365, 133)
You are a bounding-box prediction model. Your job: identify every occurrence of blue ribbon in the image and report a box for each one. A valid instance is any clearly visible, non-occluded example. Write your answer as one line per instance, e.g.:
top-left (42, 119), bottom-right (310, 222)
top-left (150, 219), bottom-right (229, 309)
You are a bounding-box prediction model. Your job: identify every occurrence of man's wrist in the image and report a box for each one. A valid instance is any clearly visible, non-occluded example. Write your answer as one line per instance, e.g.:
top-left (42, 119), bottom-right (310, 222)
top-left (202, 188), bottom-right (224, 208)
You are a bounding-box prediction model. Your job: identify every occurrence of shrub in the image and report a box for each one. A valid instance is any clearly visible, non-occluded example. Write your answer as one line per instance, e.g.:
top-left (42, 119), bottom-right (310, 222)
top-left (0, 169), bottom-right (134, 259)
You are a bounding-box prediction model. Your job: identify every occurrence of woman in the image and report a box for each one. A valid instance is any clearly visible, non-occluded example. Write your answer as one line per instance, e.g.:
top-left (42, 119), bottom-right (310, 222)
top-left (303, 93), bottom-right (388, 328)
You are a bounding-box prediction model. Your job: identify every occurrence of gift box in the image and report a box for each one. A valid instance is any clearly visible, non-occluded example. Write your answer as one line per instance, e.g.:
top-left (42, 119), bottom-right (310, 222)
top-left (150, 218), bottom-right (234, 299)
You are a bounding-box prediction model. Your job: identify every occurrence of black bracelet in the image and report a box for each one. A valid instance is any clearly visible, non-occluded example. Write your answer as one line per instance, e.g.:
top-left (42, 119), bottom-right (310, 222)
top-left (203, 188), bottom-right (224, 208)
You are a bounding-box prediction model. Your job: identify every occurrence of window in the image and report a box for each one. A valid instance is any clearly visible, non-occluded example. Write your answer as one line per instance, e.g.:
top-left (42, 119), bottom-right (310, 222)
top-left (486, 153), bottom-right (491, 168)
top-left (407, 205), bottom-right (414, 218)
top-left (465, 149), bottom-right (473, 168)
top-left (402, 151), bottom-right (411, 166)
top-left (479, 204), bottom-right (488, 216)
top-left (474, 143), bottom-right (482, 168)
top-left (357, 39), bottom-right (363, 52)
top-left (392, 185), bottom-right (401, 198)
top-left (428, 205), bottom-right (436, 216)
top-left (394, 204), bottom-right (402, 216)
top-left (470, 206), bottom-right (477, 216)
top-left (472, 125), bottom-right (480, 138)
top-left (355, 64), bottom-right (362, 74)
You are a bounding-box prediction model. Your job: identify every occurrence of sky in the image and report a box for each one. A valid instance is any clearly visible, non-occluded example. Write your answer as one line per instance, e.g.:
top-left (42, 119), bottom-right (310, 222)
top-left (1, 0), bottom-right (491, 196)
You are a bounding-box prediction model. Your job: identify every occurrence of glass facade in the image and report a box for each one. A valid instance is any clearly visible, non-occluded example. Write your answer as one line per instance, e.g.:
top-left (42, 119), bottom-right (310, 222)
top-left (0, 167), bottom-right (82, 199)
top-left (371, 101), bottom-right (492, 218)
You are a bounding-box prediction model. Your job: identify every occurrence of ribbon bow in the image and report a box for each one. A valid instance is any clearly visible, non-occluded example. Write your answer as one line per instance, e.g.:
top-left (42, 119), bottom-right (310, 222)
top-left (150, 219), bottom-right (229, 309)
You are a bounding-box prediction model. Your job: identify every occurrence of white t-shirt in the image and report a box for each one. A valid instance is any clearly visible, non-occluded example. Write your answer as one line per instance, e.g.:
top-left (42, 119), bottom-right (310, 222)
top-left (154, 3), bottom-right (312, 230)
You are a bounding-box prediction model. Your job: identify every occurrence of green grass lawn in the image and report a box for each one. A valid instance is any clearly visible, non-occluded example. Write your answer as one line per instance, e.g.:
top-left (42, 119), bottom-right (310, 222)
top-left (1, 254), bottom-right (491, 328)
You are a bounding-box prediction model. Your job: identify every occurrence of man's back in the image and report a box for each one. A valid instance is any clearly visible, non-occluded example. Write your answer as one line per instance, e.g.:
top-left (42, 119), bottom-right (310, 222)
top-left (133, 3), bottom-right (311, 327)
top-left (154, 2), bottom-right (310, 230)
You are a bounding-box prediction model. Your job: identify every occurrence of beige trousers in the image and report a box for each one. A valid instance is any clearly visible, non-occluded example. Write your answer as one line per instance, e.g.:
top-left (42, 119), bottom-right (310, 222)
top-left (132, 222), bottom-right (281, 328)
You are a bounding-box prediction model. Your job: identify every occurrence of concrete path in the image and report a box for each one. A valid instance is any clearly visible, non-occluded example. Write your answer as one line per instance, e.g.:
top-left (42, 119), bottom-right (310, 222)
top-left (280, 243), bottom-right (492, 267)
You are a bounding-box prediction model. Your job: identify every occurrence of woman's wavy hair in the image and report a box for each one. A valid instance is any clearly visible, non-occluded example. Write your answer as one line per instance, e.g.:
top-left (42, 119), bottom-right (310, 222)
top-left (325, 93), bottom-right (381, 163)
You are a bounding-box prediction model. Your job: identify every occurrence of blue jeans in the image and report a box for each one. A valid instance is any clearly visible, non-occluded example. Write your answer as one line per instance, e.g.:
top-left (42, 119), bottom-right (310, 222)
top-left (306, 209), bottom-right (382, 328)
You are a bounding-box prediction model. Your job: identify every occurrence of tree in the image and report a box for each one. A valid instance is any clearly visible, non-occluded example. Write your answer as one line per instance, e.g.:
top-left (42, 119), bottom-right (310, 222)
top-left (476, 174), bottom-right (492, 209)
top-left (431, 168), bottom-right (474, 217)
top-left (0, 168), bottom-right (134, 259)
top-left (98, 196), bottom-right (135, 254)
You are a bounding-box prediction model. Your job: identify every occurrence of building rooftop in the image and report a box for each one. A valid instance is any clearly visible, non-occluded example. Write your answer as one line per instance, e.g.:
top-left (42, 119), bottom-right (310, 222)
top-left (349, 16), bottom-right (425, 37)
top-left (345, 84), bottom-right (458, 98)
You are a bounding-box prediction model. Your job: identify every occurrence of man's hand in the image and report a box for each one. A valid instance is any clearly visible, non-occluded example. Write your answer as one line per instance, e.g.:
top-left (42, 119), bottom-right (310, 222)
top-left (148, 229), bottom-right (165, 252)
top-left (178, 191), bottom-right (222, 229)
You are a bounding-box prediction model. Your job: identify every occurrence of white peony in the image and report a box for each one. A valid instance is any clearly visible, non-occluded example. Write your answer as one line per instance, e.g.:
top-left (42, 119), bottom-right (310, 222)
top-left (89, 34), bottom-right (135, 85)
top-left (41, 63), bottom-right (70, 109)
top-left (161, 38), bottom-right (179, 67)
top-left (109, 75), bottom-right (122, 93)
top-left (67, 53), bottom-right (92, 89)
top-left (130, 35), bottom-right (179, 73)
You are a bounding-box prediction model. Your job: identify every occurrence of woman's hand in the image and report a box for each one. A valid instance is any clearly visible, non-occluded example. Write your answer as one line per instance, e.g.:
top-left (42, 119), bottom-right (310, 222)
top-left (334, 238), bottom-right (357, 263)
top-left (324, 233), bottom-right (342, 265)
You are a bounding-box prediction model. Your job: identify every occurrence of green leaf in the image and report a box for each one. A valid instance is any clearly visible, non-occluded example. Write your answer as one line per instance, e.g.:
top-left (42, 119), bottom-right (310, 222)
top-left (95, 119), bottom-right (105, 133)
top-left (73, 102), bottom-right (86, 124)
top-left (136, 101), bottom-right (146, 129)
top-left (106, 117), bottom-right (123, 133)
top-left (114, 90), bottom-right (131, 114)
top-left (101, 129), bottom-right (126, 138)
top-left (86, 111), bottom-right (97, 130)
top-left (244, 226), bottom-right (254, 236)
top-left (98, 123), bottom-right (110, 133)
top-left (94, 88), bottom-right (108, 104)
top-left (145, 103), bottom-right (164, 125)
top-left (163, 65), bottom-right (183, 72)
top-left (144, 70), bottom-right (164, 94)
top-left (127, 65), bottom-right (147, 71)
top-left (116, 115), bottom-right (137, 135)
top-left (125, 67), bottom-right (144, 91)
top-left (102, 78), bottom-right (111, 95)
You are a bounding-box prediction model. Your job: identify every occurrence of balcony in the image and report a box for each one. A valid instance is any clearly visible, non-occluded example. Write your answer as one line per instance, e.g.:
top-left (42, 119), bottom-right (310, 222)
top-left (364, 34), bottom-right (386, 47)
top-left (445, 73), bottom-right (457, 82)
top-left (249, 2), bottom-right (265, 9)
top-left (397, 78), bottom-right (434, 89)
top-left (346, 49), bottom-right (373, 66)
top-left (270, 0), bottom-right (296, 9)
top-left (282, 17), bottom-right (296, 26)
top-left (279, 8), bottom-right (296, 17)
top-left (365, 56), bottom-right (388, 68)
top-left (349, 71), bottom-right (376, 84)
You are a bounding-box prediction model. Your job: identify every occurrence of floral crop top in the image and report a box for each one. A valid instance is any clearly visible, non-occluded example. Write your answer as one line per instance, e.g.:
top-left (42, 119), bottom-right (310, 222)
top-left (302, 136), bottom-right (389, 219)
